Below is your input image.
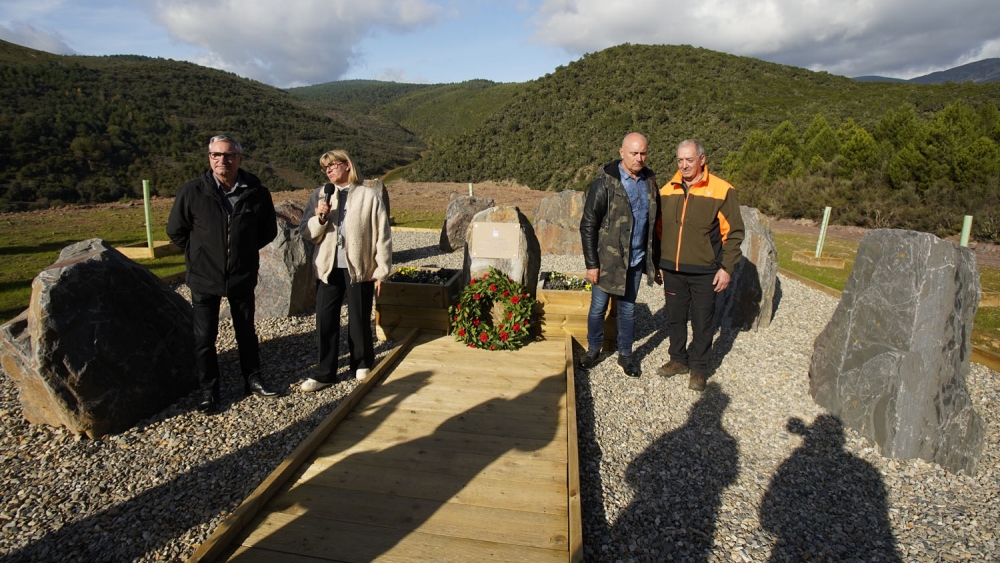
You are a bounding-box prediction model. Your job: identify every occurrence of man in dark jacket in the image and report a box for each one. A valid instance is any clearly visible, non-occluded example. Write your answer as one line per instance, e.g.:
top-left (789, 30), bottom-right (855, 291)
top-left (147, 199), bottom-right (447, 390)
top-left (578, 132), bottom-right (661, 378)
top-left (655, 139), bottom-right (744, 392)
top-left (167, 135), bottom-right (280, 414)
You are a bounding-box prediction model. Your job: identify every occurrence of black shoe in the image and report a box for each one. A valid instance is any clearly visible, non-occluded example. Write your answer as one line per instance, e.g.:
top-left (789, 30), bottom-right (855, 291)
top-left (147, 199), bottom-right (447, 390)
top-left (245, 374), bottom-right (280, 398)
top-left (197, 390), bottom-right (218, 414)
top-left (577, 349), bottom-right (602, 370)
top-left (617, 354), bottom-right (640, 378)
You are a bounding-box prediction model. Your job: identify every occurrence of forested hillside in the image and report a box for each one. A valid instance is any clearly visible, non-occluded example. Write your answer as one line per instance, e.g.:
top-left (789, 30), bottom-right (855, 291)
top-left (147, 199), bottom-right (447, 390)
top-left (405, 45), bottom-right (1000, 194)
top-left (289, 79), bottom-right (523, 147)
top-left (0, 41), bottom-right (420, 211)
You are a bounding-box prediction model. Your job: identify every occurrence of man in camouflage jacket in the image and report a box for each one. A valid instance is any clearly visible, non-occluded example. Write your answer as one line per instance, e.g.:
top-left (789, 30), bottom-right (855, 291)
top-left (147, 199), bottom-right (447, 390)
top-left (578, 132), bottom-right (661, 378)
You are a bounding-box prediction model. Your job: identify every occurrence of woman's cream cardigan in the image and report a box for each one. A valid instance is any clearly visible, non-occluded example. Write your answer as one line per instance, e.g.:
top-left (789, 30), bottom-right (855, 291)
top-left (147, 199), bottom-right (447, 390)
top-left (301, 181), bottom-right (392, 284)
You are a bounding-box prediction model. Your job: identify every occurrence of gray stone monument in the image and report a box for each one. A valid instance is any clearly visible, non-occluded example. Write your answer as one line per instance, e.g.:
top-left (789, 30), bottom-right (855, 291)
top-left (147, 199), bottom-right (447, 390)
top-left (533, 189), bottom-right (585, 255)
top-left (809, 229), bottom-right (984, 474)
top-left (715, 206), bottom-right (779, 331)
top-left (253, 200), bottom-right (316, 318)
top-left (440, 195), bottom-right (495, 252)
top-left (0, 239), bottom-right (195, 438)
top-left (463, 206), bottom-right (541, 299)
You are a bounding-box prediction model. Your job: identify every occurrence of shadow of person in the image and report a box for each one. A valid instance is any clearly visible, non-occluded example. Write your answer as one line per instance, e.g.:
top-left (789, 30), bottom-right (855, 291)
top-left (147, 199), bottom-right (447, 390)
top-left (760, 415), bottom-right (902, 563)
top-left (232, 371), bottom-right (567, 561)
top-left (601, 383), bottom-right (738, 561)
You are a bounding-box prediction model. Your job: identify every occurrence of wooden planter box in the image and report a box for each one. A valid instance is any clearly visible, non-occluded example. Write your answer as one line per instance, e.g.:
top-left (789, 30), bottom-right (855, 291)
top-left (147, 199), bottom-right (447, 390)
top-left (535, 272), bottom-right (616, 352)
top-left (375, 268), bottom-right (461, 341)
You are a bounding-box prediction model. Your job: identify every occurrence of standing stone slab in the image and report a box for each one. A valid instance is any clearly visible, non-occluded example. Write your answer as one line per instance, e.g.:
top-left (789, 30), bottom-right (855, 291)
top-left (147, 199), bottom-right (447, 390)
top-left (440, 195), bottom-right (495, 252)
top-left (809, 229), bottom-right (984, 474)
top-left (533, 190), bottom-right (585, 255)
top-left (254, 200), bottom-right (316, 318)
top-left (463, 206), bottom-right (541, 299)
top-left (0, 239), bottom-right (195, 438)
top-left (715, 206), bottom-right (778, 331)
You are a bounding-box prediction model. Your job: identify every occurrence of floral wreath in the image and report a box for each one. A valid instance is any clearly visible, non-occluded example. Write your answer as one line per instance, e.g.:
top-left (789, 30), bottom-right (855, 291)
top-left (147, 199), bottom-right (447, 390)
top-left (449, 266), bottom-right (535, 351)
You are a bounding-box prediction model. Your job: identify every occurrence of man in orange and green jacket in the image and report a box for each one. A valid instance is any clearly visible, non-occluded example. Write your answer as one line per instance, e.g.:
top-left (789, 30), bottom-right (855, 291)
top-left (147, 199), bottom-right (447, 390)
top-left (655, 139), bottom-right (744, 391)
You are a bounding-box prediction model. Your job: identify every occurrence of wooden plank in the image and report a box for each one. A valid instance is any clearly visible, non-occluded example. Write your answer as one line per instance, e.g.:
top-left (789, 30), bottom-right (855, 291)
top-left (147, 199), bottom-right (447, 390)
top-left (304, 442), bottom-right (566, 486)
top-left (338, 403), bottom-right (567, 442)
top-left (288, 463), bottom-right (567, 515)
top-left (265, 485), bottom-right (568, 550)
top-left (376, 269), bottom-right (460, 308)
top-left (233, 512), bottom-right (567, 563)
top-left (357, 381), bottom-right (566, 418)
top-left (187, 328), bottom-right (420, 563)
top-left (329, 424), bottom-right (566, 462)
top-left (565, 335), bottom-right (584, 563)
top-left (375, 305), bottom-right (451, 331)
top-left (355, 374), bottom-right (565, 406)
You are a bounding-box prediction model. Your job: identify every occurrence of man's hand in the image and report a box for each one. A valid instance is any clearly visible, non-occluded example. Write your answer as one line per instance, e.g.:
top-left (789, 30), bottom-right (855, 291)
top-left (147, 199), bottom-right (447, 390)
top-left (585, 268), bottom-right (599, 285)
top-left (375, 279), bottom-right (382, 297)
top-left (713, 268), bottom-right (731, 292)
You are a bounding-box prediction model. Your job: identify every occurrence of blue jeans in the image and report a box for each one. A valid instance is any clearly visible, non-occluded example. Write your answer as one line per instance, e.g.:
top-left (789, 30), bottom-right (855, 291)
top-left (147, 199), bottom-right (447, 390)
top-left (587, 263), bottom-right (643, 356)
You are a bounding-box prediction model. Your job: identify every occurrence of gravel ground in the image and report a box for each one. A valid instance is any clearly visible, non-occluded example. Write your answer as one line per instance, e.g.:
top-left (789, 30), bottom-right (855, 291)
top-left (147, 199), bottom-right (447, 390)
top-left (0, 230), bottom-right (997, 562)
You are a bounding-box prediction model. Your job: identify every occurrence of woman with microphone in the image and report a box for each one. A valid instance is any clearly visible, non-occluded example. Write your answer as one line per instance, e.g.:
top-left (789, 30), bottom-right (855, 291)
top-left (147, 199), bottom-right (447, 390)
top-left (299, 150), bottom-right (392, 391)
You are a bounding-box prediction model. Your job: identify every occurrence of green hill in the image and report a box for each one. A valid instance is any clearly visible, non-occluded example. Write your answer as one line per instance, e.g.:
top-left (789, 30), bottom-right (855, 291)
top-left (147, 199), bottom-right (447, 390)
top-left (288, 79), bottom-right (523, 147)
top-left (0, 40), bottom-right (421, 211)
top-left (404, 44), bottom-right (1000, 192)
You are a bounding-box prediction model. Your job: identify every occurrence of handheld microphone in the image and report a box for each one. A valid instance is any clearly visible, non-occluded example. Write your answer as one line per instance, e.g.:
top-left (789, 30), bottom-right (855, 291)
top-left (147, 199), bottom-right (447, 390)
top-left (318, 183), bottom-right (335, 222)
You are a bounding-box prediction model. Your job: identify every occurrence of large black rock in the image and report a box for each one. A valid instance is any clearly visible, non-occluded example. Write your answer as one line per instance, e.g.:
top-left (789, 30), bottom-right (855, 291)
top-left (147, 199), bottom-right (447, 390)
top-left (809, 229), bottom-right (983, 474)
top-left (254, 200), bottom-right (316, 318)
top-left (0, 239), bottom-right (195, 438)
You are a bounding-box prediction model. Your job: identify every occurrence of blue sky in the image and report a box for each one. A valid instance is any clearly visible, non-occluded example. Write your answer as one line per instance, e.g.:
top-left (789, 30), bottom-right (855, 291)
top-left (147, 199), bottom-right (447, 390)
top-left (2, 0), bottom-right (999, 88)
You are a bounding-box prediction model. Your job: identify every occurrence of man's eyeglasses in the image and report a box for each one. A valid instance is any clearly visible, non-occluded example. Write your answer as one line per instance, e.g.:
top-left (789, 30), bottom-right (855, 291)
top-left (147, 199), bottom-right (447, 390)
top-left (209, 152), bottom-right (240, 161)
top-left (323, 162), bottom-right (348, 171)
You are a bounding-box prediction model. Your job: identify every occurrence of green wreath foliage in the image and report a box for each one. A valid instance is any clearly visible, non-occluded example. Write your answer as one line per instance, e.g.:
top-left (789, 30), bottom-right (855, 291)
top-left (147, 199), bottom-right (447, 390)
top-left (449, 266), bottom-right (535, 351)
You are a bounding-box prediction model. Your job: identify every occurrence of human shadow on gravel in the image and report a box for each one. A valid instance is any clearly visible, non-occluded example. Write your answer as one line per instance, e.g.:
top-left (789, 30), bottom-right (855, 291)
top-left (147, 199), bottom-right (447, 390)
top-left (632, 302), bottom-right (668, 360)
top-left (759, 415), bottom-right (902, 562)
top-left (770, 276), bottom-right (783, 322)
top-left (2, 330), bottom-right (404, 563)
top-left (593, 383), bottom-right (738, 562)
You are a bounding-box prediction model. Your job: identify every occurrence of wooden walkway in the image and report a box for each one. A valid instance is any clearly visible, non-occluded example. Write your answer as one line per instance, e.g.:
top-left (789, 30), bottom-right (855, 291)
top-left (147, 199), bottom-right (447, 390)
top-left (189, 331), bottom-right (582, 562)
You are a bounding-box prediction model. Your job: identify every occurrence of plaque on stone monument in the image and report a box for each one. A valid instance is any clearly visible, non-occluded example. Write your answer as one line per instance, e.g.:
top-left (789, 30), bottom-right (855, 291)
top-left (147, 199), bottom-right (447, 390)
top-left (469, 222), bottom-right (520, 259)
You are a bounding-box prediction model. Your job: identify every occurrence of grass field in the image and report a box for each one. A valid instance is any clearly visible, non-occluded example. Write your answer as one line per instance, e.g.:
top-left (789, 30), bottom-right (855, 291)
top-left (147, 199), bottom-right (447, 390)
top-left (1, 206), bottom-right (997, 354)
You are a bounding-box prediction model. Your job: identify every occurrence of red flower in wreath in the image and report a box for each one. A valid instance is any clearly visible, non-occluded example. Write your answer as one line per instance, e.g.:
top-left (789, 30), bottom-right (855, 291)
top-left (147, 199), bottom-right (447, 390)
top-left (513, 323), bottom-right (521, 332)
top-left (458, 328), bottom-right (466, 337)
top-left (480, 333), bottom-right (488, 342)
top-left (503, 290), bottom-right (509, 297)
top-left (500, 331), bottom-right (509, 341)
top-left (473, 319), bottom-right (480, 326)
top-left (474, 293), bottom-right (481, 300)
top-left (510, 295), bottom-right (520, 304)
top-left (507, 312), bottom-right (513, 319)
top-left (489, 284), bottom-right (497, 292)
top-left (449, 266), bottom-right (535, 352)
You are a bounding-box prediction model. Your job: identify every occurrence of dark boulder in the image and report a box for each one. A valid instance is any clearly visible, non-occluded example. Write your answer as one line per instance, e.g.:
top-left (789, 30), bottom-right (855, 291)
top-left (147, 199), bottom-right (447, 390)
top-left (0, 239), bottom-right (195, 438)
top-left (254, 200), bottom-right (316, 318)
top-left (809, 229), bottom-right (984, 474)
top-left (440, 195), bottom-right (494, 252)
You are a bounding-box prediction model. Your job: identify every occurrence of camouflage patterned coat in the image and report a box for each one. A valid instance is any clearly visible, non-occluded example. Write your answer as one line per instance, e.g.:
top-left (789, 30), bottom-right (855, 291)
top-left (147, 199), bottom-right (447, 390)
top-left (579, 160), bottom-right (659, 296)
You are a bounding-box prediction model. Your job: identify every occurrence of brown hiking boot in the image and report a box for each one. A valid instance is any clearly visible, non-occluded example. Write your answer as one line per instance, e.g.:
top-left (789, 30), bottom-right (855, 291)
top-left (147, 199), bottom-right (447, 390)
top-left (688, 370), bottom-right (708, 392)
top-left (657, 360), bottom-right (690, 378)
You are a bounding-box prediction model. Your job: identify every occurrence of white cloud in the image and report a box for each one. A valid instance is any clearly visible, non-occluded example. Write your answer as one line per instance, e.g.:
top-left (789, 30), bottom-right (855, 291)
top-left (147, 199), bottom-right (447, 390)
top-left (150, 0), bottom-right (441, 86)
top-left (0, 21), bottom-right (75, 54)
top-left (531, 0), bottom-right (1000, 78)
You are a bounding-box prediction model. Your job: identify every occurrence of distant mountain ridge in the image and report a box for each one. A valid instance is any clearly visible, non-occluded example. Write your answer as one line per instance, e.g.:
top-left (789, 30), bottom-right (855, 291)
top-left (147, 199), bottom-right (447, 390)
top-left (854, 58), bottom-right (1000, 84)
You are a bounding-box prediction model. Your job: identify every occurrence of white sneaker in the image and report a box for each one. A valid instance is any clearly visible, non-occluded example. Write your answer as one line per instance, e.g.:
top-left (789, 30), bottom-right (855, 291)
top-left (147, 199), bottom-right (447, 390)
top-left (300, 378), bottom-right (332, 392)
top-left (355, 368), bottom-right (370, 380)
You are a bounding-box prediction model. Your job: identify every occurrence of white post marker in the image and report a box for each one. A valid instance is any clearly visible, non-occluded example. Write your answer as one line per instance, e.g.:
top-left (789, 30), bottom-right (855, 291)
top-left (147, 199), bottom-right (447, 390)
top-left (815, 206), bottom-right (832, 258)
top-left (960, 215), bottom-right (973, 247)
top-left (143, 179), bottom-right (154, 251)
top-left (468, 182), bottom-right (474, 197)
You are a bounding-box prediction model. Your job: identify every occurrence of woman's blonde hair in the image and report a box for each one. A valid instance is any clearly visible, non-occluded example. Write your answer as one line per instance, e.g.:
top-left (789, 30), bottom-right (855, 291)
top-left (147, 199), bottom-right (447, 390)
top-left (319, 150), bottom-right (361, 185)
